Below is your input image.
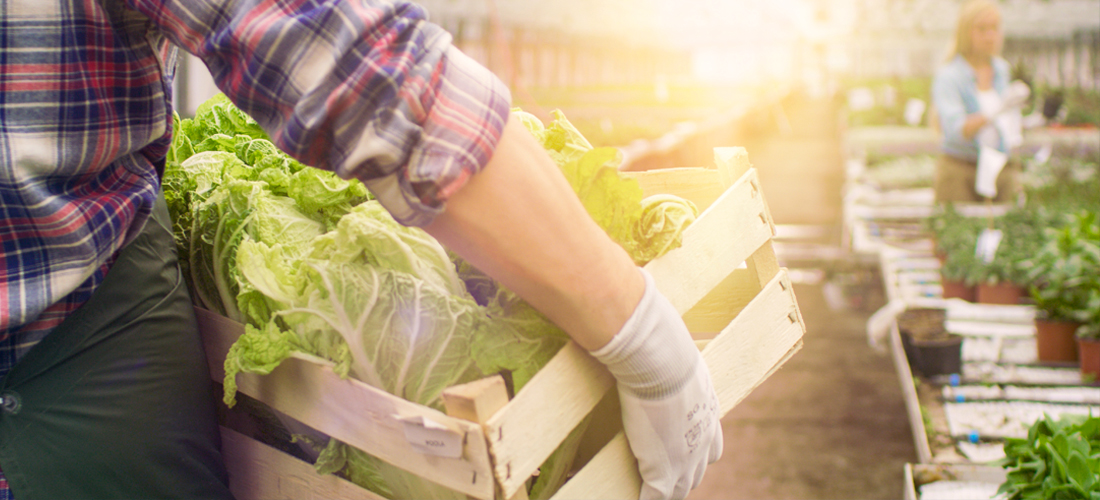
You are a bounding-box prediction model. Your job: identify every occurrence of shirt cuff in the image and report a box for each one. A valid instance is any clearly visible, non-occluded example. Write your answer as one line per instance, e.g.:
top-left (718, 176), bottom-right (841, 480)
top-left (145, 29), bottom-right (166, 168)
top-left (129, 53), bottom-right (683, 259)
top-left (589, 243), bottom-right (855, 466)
top-left (362, 46), bottom-right (511, 227)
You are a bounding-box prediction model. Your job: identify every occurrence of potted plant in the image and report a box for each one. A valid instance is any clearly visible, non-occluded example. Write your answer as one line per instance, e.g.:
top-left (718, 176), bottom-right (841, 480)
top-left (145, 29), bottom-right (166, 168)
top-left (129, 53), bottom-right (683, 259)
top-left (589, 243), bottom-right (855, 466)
top-left (1070, 227), bottom-right (1100, 384)
top-left (897, 307), bottom-right (961, 377)
top-left (927, 204), bottom-right (966, 264)
top-left (975, 208), bottom-right (1046, 305)
top-left (976, 255), bottom-right (1026, 305)
top-left (1021, 211), bottom-right (1100, 364)
top-left (928, 205), bottom-right (982, 302)
top-left (1075, 293), bottom-right (1100, 385)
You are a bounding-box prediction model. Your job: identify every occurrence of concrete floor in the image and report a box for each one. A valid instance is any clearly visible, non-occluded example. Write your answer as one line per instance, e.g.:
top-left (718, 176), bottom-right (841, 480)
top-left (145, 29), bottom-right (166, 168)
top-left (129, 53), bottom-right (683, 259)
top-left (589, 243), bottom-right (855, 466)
top-left (688, 93), bottom-right (917, 500)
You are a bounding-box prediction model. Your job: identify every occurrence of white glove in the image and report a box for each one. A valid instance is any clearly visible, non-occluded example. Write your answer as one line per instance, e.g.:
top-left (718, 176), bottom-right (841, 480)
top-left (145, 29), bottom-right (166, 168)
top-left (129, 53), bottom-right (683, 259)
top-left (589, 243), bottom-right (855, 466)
top-left (984, 80), bottom-right (1029, 119)
top-left (591, 268), bottom-right (723, 500)
top-left (1001, 80), bottom-right (1030, 112)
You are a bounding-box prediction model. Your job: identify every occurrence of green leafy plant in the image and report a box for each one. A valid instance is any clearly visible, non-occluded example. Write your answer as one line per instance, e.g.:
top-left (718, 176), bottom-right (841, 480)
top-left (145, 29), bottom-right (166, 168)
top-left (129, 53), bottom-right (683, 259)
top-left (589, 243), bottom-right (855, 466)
top-left (512, 108), bottom-right (698, 265)
top-left (928, 204), bottom-right (977, 259)
top-left (927, 204), bottom-right (986, 286)
top-left (862, 154), bottom-right (935, 190)
top-left (1077, 290), bottom-right (1100, 341)
top-left (1022, 158), bottom-right (1100, 212)
top-left (1061, 87), bottom-right (1100, 128)
top-left (991, 206), bottom-right (1049, 287)
top-left (997, 413), bottom-right (1100, 500)
top-left (928, 202), bottom-right (1089, 293)
top-left (1020, 211), bottom-right (1100, 330)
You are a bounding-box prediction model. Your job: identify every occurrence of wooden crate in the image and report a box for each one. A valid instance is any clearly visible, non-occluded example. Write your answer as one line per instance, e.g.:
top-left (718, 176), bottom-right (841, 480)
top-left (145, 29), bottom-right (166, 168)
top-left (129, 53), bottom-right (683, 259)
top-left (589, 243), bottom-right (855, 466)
top-left (903, 463), bottom-right (1006, 500)
top-left (198, 147), bottom-right (806, 500)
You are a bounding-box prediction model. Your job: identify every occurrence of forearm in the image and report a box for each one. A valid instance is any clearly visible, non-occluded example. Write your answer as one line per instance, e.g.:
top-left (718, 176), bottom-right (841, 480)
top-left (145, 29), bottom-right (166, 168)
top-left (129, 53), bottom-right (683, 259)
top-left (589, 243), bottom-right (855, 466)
top-left (426, 118), bottom-right (723, 499)
top-left (961, 113), bottom-right (989, 139)
top-left (423, 119), bottom-right (643, 351)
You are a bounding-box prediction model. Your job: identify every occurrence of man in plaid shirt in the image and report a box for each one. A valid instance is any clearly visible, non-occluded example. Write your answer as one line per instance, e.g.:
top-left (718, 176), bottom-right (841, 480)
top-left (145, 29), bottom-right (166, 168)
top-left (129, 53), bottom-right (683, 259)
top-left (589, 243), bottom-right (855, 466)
top-left (0, 1), bottom-right (722, 499)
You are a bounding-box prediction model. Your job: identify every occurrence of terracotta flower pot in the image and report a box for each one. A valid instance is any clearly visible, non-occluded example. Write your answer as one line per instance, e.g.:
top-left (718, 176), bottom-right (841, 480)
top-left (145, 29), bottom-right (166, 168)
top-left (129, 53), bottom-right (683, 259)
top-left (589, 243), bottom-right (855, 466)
top-left (1078, 338), bottom-right (1100, 385)
top-left (940, 278), bottom-right (976, 302)
top-left (1035, 319), bottom-right (1081, 364)
top-left (976, 282), bottom-right (1024, 305)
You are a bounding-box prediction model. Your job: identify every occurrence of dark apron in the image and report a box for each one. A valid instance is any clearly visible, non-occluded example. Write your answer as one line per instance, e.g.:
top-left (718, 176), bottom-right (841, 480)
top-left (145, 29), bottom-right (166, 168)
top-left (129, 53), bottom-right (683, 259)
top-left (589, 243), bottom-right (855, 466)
top-left (0, 195), bottom-right (233, 499)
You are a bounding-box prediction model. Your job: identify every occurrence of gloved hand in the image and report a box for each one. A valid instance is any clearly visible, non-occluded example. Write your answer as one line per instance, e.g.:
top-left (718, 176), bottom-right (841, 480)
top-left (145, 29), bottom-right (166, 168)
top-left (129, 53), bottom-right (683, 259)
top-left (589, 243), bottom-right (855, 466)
top-left (1001, 80), bottom-right (1031, 112)
top-left (590, 268), bottom-right (723, 500)
top-left (986, 80), bottom-right (1030, 118)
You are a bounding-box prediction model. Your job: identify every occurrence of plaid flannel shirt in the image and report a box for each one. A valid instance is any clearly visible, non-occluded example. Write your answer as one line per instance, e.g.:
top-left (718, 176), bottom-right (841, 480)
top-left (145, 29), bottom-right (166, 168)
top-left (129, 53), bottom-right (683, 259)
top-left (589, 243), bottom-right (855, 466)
top-left (0, 1), bottom-right (509, 493)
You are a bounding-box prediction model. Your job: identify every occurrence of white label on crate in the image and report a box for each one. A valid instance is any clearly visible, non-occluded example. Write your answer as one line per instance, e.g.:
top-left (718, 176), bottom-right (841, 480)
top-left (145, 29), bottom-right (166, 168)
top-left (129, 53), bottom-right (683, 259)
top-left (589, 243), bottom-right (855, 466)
top-left (975, 228), bottom-right (1003, 264)
top-left (397, 415), bottom-right (464, 458)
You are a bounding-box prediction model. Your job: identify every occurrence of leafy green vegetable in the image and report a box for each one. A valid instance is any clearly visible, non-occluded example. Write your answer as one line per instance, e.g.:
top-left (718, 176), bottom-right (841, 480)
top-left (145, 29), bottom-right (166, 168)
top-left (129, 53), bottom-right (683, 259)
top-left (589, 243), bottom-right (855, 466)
top-left (997, 414), bottom-right (1100, 500)
top-left (308, 203), bottom-right (465, 297)
top-left (223, 322), bottom-right (300, 407)
top-left (471, 286), bottom-right (569, 392)
top-left (635, 194), bottom-right (699, 265)
top-left (165, 96), bottom-right (372, 319)
top-left (187, 179), bottom-right (261, 321)
top-left (562, 147), bottom-right (645, 257)
top-left (513, 108), bottom-right (697, 265)
top-left (1021, 211), bottom-right (1100, 332)
top-left (288, 167), bottom-right (371, 230)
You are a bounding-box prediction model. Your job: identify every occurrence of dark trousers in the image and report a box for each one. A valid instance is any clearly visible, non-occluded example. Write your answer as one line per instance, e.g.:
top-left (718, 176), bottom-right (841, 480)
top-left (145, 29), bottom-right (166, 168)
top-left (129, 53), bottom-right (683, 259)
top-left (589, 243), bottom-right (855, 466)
top-left (0, 195), bottom-right (233, 499)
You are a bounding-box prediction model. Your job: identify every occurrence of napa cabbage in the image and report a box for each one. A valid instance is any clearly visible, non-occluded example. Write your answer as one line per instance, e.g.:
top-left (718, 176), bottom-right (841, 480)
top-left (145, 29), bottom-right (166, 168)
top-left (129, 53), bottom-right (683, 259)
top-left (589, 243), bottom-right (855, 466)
top-left (513, 108), bottom-right (697, 264)
top-left (635, 194), bottom-right (700, 264)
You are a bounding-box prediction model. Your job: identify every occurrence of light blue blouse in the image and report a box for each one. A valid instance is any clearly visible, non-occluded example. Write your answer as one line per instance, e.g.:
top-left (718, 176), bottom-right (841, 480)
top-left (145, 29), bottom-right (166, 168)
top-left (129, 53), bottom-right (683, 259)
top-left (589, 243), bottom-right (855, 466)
top-left (932, 55), bottom-right (1012, 162)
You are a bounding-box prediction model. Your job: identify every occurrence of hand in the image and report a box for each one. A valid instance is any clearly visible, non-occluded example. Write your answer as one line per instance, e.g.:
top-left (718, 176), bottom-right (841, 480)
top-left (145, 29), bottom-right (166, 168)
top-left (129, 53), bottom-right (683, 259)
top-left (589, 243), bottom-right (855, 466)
top-left (591, 269), bottom-right (723, 500)
top-left (1001, 80), bottom-right (1030, 112)
top-left (619, 359), bottom-right (722, 500)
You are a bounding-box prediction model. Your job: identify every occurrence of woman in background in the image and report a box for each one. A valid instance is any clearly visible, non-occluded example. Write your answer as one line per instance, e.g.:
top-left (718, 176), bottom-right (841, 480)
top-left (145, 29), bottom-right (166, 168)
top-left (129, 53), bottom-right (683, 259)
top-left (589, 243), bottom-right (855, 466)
top-left (932, 0), bottom-right (1028, 203)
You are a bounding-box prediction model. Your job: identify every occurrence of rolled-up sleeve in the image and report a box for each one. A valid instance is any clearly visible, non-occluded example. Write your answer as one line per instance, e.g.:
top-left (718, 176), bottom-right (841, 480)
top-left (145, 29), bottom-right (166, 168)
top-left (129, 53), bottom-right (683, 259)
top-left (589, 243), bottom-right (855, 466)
top-left (125, 0), bottom-right (511, 226)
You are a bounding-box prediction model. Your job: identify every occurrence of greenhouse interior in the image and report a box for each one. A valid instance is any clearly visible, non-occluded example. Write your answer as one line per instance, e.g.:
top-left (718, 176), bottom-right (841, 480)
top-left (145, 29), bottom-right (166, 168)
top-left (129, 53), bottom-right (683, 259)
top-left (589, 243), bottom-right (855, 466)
top-left (1, 0), bottom-right (1098, 499)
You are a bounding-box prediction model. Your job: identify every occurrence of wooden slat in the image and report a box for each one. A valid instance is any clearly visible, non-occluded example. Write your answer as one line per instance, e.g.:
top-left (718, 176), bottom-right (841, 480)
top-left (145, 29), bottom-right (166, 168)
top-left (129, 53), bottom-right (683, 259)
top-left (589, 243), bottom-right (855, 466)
top-left (713, 147), bottom-right (752, 186)
top-left (549, 433), bottom-right (640, 500)
top-left (745, 239), bottom-right (781, 290)
top-left (442, 375), bottom-right (511, 426)
top-left (442, 376), bottom-right (530, 500)
top-left (621, 168), bottom-right (724, 212)
top-left (482, 342), bottom-right (615, 498)
top-left (644, 168), bottom-right (773, 316)
top-left (703, 269), bottom-right (806, 415)
top-left (197, 309), bottom-right (496, 500)
top-left (552, 270), bottom-right (805, 499)
top-left (221, 427), bottom-right (383, 500)
top-left (699, 238), bottom-right (781, 340)
top-left (891, 324), bottom-right (933, 464)
top-left (618, 147), bottom-right (749, 213)
top-left (682, 268), bottom-right (759, 338)
top-left (635, 148), bottom-right (765, 336)
top-left (903, 463), bottom-right (918, 500)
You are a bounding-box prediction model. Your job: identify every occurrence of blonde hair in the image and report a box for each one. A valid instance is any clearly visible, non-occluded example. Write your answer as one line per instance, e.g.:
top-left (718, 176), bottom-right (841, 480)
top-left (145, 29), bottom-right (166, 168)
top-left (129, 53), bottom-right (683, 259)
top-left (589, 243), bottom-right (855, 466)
top-left (950, 0), bottom-right (1002, 60)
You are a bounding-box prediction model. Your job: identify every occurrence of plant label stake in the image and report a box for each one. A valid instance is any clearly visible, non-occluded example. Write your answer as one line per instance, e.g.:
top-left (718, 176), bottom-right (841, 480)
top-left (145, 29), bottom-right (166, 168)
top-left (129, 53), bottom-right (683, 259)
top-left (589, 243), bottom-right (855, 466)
top-left (976, 228), bottom-right (1003, 264)
top-left (975, 146), bottom-right (1007, 199)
